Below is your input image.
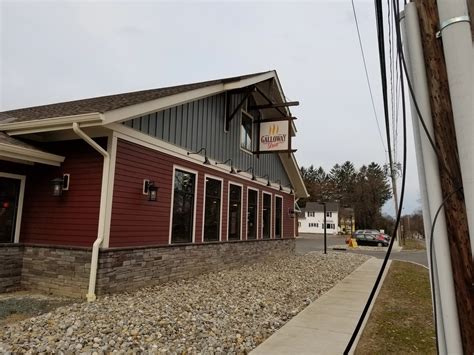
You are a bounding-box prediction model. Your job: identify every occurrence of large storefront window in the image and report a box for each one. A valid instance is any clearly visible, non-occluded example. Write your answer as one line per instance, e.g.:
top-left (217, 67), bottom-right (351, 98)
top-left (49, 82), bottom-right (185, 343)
top-left (0, 176), bottom-right (21, 243)
top-left (247, 189), bottom-right (258, 240)
top-left (262, 192), bottom-right (272, 239)
top-left (228, 184), bottom-right (242, 240)
top-left (275, 196), bottom-right (283, 239)
top-left (171, 169), bottom-right (196, 243)
top-left (203, 177), bottom-right (222, 242)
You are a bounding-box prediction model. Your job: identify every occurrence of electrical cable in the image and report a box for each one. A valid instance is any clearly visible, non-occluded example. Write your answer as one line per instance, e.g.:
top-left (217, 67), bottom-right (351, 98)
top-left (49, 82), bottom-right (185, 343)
top-left (343, 1), bottom-right (408, 353)
top-left (350, 0), bottom-right (388, 159)
top-left (428, 186), bottom-right (463, 355)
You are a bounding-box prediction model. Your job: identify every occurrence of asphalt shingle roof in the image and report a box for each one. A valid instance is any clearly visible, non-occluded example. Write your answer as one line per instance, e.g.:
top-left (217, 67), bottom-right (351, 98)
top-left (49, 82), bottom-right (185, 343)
top-left (0, 71), bottom-right (271, 124)
top-left (0, 132), bottom-right (46, 152)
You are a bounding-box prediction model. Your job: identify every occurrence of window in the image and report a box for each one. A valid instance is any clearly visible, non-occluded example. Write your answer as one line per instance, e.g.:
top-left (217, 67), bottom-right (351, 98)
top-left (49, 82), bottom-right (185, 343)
top-left (326, 223), bottom-right (335, 229)
top-left (247, 189), bottom-right (258, 240)
top-left (203, 177), bottom-right (222, 242)
top-left (262, 193), bottom-right (272, 239)
top-left (275, 196), bottom-right (283, 239)
top-left (171, 169), bottom-right (196, 243)
top-left (326, 211), bottom-right (333, 218)
top-left (307, 211), bottom-right (315, 217)
top-left (241, 111), bottom-right (253, 151)
top-left (316, 223), bottom-right (319, 228)
top-left (228, 184), bottom-right (242, 240)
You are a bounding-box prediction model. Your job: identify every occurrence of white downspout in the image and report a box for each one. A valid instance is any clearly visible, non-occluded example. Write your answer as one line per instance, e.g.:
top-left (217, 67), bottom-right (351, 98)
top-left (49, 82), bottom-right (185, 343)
top-left (72, 122), bottom-right (110, 302)
top-left (436, 0), bottom-right (474, 257)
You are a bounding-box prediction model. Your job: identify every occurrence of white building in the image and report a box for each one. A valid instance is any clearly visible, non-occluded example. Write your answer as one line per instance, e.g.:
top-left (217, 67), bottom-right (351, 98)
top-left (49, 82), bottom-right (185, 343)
top-left (298, 202), bottom-right (339, 234)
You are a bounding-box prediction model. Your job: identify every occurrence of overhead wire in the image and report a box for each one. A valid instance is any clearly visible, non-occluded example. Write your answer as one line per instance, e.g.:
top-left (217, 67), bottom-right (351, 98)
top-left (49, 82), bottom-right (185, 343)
top-left (344, 0), bottom-right (408, 352)
top-left (350, 0), bottom-right (388, 161)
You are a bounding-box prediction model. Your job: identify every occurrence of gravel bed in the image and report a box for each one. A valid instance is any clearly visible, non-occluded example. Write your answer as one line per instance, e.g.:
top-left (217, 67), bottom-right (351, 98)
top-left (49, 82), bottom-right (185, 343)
top-left (0, 252), bottom-right (369, 354)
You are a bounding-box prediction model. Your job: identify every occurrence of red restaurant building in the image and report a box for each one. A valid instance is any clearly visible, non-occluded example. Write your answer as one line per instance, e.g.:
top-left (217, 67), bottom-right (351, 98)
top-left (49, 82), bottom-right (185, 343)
top-left (0, 70), bottom-right (308, 300)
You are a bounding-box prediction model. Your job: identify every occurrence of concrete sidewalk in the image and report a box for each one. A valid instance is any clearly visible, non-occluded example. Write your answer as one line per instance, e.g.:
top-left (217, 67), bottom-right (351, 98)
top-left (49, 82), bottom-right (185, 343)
top-left (251, 257), bottom-right (391, 355)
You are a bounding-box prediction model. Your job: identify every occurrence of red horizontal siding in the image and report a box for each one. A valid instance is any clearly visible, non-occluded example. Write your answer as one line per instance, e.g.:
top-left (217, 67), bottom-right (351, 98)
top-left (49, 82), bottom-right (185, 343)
top-left (1, 139), bottom-right (105, 247)
top-left (110, 139), bottom-right (295, 247)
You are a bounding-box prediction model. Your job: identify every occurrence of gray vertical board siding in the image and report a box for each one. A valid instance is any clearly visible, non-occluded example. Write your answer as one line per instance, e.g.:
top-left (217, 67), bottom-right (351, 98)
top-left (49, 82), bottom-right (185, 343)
top-left (122, 93), bottom-right (291, 185)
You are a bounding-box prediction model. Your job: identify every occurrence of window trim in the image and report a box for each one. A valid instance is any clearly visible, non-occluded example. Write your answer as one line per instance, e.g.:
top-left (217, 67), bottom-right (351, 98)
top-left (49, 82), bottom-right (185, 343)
top-left (246, 186), bottom-right (260, 240)
top-left (240, 110), bottom-right (254, 155)
top-left (227, 181), bottom-right (244, 241)
top-left (262, 191), bottom-right (273, 239)
top-left (0, 172), bottom-right (26, 244)
top-left (275, 194), bottom-right (284, 239)
top-left (202, 174), bottom-right (224, 243)
top-left (169, 165), bottom-right (198, 244)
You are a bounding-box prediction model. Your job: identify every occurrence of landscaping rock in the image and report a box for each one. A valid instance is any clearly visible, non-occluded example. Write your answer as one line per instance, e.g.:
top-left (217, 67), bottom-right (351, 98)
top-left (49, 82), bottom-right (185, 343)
top-left (0, 252), bottom-right (369, 353)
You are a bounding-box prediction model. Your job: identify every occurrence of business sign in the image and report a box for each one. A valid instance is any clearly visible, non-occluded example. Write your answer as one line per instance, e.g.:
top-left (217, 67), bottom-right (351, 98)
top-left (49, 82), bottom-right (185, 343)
top-left (259, 120), bottom-right (290, 152)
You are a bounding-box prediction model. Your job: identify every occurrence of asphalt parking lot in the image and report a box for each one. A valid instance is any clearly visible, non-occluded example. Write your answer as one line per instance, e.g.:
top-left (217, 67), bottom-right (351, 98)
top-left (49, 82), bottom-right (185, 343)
top-left (296, 233), bottom-right (428, 267)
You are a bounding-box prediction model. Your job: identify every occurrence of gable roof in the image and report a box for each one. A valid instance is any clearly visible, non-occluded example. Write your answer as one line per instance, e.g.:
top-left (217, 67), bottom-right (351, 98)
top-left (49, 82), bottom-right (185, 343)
top-left (0, 71), bottom-right (270, 124)
top-left (302, 202), bottom-right (339, 213)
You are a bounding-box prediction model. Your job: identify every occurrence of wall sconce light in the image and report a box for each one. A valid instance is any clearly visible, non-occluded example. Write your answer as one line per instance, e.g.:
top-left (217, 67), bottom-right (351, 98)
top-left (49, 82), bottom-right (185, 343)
top-left (275, 180), bottom-right (283, 191)
top-left (51, 174), bottom-right (70, 196)
top-left (143, 179), bottom-right (159, 201)
top-left (187, 148), bottom-right (210, 165)
top-left (260, 174), bottom-right (271, 186)
top-left (215, 158), bottom-right (236, 174)
top-left (237, 167), bottom-right (257, 181)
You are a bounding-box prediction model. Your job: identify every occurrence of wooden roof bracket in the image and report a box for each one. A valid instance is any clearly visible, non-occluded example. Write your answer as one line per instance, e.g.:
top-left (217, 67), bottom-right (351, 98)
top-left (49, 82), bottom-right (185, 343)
top-left (225, 86), bottom-right (256, 131)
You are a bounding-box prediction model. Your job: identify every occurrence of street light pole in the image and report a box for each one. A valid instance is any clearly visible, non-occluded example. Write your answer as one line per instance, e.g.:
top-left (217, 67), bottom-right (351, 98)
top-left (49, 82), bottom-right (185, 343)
top-left (323, 203), bottom-right (327, 254)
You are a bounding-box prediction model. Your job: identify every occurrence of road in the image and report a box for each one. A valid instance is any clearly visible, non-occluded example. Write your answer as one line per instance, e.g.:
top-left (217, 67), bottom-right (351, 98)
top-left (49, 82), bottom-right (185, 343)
top-left (296, 233), bottom-right (428, 267)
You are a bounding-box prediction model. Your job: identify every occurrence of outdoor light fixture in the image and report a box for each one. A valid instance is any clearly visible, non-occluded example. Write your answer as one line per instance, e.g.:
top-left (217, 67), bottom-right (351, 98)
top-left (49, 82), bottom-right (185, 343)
top-left (215, 159), bottom-right (236, 174)
top-left (143, 179), bottom-right (159, 201)
top-left (275, 180), bottom-right (283, 191)
top-left (51, 174), bottom-right (70, 197)
top-left (187, 148), bottom-right (210, 165)
top-left (237, 167), bottom-right (256, 181)
top-left (260, 174), bottom-right (271, 186)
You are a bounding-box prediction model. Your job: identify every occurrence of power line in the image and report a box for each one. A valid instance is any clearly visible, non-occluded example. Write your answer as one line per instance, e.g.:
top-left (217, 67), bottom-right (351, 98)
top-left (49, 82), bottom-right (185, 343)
top-left (350, 0), bottom-right (388, 160)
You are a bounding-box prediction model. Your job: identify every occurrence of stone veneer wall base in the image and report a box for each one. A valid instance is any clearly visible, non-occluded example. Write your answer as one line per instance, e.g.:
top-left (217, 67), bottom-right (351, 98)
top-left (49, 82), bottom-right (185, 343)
top-left (97, 239), bottom-right (295, 295)
top-left (1, 239), bottom-right (294, 298)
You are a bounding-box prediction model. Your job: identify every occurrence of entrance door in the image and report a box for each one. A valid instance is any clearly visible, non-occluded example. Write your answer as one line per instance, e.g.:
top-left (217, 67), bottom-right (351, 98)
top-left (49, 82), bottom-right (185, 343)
top-left (0, 176), bottom-right (22, 243)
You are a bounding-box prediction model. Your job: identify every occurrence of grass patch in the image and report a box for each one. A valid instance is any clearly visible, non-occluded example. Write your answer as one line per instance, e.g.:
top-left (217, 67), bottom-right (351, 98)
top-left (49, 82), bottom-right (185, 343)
top-left (355, 261), bottom-right (436, 354)
top-left (403, 238), bottom-right (426, 251)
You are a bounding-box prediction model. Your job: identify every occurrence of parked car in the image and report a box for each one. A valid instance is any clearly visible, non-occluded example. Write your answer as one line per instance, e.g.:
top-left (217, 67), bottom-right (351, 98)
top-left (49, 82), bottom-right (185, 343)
top-left (355, 233), bottom-right (389, 247)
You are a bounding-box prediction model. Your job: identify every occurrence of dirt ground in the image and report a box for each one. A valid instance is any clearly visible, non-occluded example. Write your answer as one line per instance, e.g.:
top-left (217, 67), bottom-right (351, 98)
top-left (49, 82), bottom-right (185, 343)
top-left (0, 292), bottom-right (77, 326)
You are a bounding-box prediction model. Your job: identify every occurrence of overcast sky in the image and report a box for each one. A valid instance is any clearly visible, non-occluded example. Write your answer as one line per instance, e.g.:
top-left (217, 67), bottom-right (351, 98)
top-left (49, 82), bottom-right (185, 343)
top-left (0, 0), bottom-right (420, 215)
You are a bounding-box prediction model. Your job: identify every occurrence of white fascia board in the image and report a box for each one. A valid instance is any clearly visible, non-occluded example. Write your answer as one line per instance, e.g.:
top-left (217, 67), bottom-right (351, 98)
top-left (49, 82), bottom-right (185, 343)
top-left (0, 148), bottom-right (64, 166)
top-left (278, 152), bottom-right (309, 199)
top-left (1, 113), bottom-right (103, 136)
top-left (102, 71), bottom-right (277, 125)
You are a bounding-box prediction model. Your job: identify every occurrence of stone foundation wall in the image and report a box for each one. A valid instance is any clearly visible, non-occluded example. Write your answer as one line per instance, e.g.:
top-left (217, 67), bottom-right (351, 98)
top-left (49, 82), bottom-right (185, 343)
top-left (21, 246), bottom-right (91, 298)
top-left (1, 239), bottom-right (294, 298)
top-left (96, 238), bottom-right (295, 295)
top-left (0, 245), bottom-right (23, 293)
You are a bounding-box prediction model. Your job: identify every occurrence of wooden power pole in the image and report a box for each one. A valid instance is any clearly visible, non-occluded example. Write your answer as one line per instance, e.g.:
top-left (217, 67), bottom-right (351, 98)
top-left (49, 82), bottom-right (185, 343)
top-left (414, 0), bottom-right (474, 352)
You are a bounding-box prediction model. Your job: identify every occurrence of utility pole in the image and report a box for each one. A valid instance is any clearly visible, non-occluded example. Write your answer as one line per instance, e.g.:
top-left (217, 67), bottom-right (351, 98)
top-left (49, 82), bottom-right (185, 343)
top-left (413, 0), bottom-right (474, 352)
top-left (323, 202), bottom-right (327, 254)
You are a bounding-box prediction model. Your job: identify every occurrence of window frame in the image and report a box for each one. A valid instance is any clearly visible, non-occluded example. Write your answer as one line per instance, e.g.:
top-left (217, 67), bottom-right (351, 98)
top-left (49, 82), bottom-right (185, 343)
top-left (227, 181), bottom-right (244, 241)
top-left (169, 165), bottom-right (198, 244)
top-left (326, 211), bottom-right (333, 218)
top-left (0, 172), bottom-right (26, 244)
top-left (202, 174), bottom-right (224, 242)
top-left (275, 194), bottom-right (284, 239)
top-left (240, 110), bottom-right (254, 155)
top-left (246, 186), bottom-right (260, 240)
top-left (262, 191), bottom-right (273, 239)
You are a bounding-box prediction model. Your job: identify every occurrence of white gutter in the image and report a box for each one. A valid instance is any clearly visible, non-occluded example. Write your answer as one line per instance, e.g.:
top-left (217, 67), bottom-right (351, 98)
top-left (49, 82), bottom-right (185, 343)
top-left (436, 0), bottom-right (474, 257)
top-left (404, 3), bottom-right (462, 353)
top-left (72, 122), bottom-right (110, 302)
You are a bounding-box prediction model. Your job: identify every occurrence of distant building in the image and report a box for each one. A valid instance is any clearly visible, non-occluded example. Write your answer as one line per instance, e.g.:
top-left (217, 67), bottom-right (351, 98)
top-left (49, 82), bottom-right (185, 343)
top-left (339, 207), bottom-right (355, 235)
top-left (298, 202), bottom-right (339, 234)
